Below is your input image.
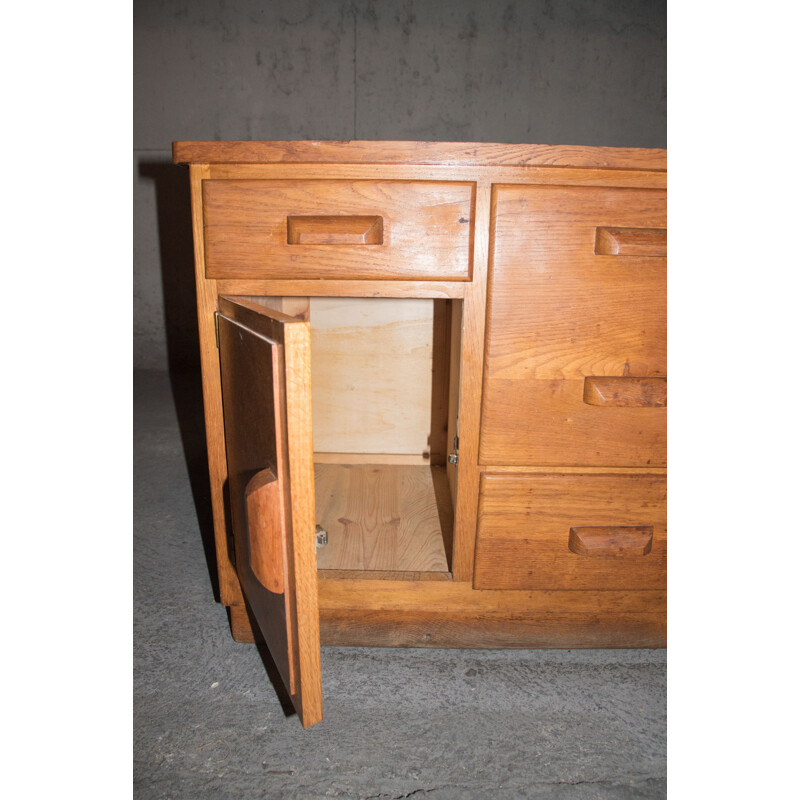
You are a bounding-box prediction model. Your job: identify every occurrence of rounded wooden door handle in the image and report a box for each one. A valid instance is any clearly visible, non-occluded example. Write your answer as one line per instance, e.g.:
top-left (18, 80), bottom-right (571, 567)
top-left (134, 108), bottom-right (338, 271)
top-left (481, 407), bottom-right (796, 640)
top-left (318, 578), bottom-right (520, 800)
top-left (244, 468), bottom-right (286, 593)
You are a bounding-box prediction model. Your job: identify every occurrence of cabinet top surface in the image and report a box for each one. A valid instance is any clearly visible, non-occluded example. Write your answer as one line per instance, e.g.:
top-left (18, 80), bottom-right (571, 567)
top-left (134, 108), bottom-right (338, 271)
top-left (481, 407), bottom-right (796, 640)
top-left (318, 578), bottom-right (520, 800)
top-left (172, 140), bottom-right (666, 171)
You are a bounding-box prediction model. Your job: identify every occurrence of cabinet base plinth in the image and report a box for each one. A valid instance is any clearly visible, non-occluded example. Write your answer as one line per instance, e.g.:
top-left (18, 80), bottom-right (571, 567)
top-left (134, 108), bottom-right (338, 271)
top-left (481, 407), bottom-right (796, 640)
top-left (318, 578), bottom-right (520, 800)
top-left (319, 610), bottom-right (665, 649)
top-left (227, 601), bottom-right (665, 649)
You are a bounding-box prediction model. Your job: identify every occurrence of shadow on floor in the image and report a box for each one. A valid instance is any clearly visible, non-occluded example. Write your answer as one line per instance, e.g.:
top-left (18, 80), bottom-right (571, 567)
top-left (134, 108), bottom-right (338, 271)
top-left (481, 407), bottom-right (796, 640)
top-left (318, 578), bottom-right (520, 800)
top-left (139, 158), bottom-right (220, 602)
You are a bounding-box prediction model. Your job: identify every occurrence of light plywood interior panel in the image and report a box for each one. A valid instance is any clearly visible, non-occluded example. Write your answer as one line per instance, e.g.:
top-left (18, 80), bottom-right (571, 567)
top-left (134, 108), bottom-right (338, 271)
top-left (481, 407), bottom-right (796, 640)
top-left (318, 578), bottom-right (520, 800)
top-left (315, 463), bottom-right (452, 579)
top-left (309, 297), bottom-right (436, 459)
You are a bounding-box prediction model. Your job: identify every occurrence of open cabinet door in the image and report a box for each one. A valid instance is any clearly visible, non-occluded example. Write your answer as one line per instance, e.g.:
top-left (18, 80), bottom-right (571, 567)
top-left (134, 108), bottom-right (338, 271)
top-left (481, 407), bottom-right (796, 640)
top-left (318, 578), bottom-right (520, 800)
top-left (217, 296), bottom-right (322, 728)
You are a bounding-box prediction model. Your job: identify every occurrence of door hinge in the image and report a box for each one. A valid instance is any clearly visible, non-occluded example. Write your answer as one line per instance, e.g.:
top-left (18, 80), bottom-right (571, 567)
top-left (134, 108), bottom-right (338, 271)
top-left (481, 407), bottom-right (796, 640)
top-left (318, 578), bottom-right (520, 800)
top-left (214, 312), bottom-right (220, 349)
top-left (315, 525), bottom-right (328, 547)
top-left (448, 435), bottom-right (459, 465)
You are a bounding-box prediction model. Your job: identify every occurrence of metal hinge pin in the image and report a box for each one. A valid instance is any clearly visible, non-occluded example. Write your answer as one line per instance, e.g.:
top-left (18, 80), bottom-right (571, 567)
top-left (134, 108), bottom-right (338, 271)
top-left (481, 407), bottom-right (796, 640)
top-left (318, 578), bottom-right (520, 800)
top-left (315, 525), bottom-right (328, 547)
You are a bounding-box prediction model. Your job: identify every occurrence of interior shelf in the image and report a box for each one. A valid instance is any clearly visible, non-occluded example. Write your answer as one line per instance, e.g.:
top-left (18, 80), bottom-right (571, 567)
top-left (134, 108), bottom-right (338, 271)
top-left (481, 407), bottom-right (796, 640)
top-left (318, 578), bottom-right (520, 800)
top-left (314, 463), bottom-right (453, 580)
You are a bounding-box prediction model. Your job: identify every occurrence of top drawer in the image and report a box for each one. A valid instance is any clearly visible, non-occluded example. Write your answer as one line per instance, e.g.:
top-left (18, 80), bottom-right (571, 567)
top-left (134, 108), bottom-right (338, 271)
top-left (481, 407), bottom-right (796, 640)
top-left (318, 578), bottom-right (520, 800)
top-left (202, 179), bottom-right (474, 281)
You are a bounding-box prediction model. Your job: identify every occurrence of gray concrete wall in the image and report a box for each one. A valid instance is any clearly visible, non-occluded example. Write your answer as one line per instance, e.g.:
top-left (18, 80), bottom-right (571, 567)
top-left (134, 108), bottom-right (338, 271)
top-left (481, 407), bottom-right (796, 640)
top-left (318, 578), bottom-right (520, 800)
top-left (134, 0), bottom-right (666, 371)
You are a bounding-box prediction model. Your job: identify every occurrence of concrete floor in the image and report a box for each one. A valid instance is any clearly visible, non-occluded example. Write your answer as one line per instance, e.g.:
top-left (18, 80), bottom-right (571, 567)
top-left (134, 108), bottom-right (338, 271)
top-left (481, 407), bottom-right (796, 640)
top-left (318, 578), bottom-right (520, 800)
top-left (133, 369), bottom-right (667, 799)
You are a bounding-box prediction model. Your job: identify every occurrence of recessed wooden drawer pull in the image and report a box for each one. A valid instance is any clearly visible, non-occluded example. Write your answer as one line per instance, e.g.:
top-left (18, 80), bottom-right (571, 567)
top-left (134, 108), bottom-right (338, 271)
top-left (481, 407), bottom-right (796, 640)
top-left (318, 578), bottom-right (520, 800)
top-left (568, 526), bottom-right (654, 557)
top-left (244, 468), bottom-right (285, 594)
top-left (286, 215), bottom-right (383, 245)
top-left (583, 376), bottom-right (666, 407)
top-left (594, 226), bottom-right (667, 257)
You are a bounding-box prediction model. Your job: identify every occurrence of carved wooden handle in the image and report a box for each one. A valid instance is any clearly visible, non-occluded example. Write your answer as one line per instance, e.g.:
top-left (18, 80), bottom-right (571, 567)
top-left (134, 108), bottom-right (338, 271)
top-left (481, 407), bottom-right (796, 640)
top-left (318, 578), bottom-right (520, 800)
top-left (244, 468), bottom-right (285, 593)
top-left (583, 376), bottom-right (666, 407)
top-left (568, 526), bottom-right (654, 556)
top-left (287, 215), bottom-right (384, 245)
top-left (594, 226), bottom-right (667, 257)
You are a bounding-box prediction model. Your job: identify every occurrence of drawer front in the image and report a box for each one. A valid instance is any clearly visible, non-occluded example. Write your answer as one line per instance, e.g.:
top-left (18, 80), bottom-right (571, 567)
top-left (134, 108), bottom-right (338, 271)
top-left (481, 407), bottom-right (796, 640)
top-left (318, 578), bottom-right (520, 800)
top-left (202, 179), bottom-right (474, 280)
top-left (474, 472), bottom-right (666, 591)
top-left (480, 184), bottom-right (666, 467)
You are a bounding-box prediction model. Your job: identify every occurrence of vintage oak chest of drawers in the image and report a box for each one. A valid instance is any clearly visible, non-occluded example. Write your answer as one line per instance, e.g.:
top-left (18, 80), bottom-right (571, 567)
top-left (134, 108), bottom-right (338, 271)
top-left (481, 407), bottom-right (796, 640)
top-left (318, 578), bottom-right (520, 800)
top-left (173, 140), bottom-right (667, 727)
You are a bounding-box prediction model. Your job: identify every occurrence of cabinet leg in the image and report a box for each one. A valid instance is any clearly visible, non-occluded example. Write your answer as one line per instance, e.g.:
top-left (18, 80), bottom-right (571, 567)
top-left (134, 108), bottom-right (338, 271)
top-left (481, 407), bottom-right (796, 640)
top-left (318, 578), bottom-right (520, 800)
top-left (228, 604), bottom-right (265, 644)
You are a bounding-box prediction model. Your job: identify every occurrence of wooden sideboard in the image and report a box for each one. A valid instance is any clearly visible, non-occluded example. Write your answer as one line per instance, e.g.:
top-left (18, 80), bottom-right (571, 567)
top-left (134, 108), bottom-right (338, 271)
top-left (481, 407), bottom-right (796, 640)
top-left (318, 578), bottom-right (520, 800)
top-left (173, 140), bottom-right (667, 727)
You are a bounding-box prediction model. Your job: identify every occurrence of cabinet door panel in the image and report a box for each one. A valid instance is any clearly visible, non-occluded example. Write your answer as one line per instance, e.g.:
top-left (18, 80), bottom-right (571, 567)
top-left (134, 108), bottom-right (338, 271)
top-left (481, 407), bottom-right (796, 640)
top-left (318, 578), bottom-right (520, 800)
top-left (217, 296), bottom-right (322, 728)
top-left (481, 185), bottom-right (666, 467)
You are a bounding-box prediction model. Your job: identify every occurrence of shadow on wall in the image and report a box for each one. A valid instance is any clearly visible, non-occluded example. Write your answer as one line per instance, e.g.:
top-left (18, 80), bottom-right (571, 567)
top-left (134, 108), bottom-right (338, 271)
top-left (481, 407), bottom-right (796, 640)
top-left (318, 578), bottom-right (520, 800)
top-left (138, 160), bottom-right (220, 602)
top-left (138, 160), bottom-right (199, 373)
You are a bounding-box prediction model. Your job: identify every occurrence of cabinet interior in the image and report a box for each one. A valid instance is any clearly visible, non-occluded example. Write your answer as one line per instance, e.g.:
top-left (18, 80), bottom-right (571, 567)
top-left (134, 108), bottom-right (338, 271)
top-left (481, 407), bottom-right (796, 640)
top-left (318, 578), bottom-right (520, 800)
top-left (242, 295), bottom-right (463, 582)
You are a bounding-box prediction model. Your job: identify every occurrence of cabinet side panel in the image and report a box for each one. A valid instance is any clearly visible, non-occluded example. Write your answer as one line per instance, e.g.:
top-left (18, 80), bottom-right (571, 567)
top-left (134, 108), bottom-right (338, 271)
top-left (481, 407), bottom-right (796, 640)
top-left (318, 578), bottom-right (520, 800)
top-left (190, 164), bottom-right (244, 608)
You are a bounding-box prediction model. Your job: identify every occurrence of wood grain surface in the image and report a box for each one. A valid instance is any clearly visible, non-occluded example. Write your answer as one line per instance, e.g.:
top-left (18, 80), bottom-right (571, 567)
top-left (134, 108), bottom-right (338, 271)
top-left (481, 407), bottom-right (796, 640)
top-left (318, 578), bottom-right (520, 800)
top-left (217, 297), bottom-right (323, 727)
top-left (174, 140), bottom-right (667, 171)
top-left (308, 297), bottom-right (438, 458)
top-left (188, 166), bottom-right (245, 609)
top-left (583, 376), bottom-right (667, 407)
top-left (568, 525), bottom-right (654, 556)
top-left (287, 214), bottom-right (383, 245)
top-left (202, 179), bottom-right (474, 280)
top-left (450, 181), bottom-right (492, 581)
top-left (594, 226), bottom-right (667, 257)
top-left (230, 576), bottom-right (666, 648)
top-left (314, 464), bottom-right (451, 576)
top-left (204, 162), bottom-right (666, 191)
top-left (480, 184), bottom-right (666, 467)
top-left (473, 472), bottom-right (666, 591)
top-left (316, 578), bottom-right (665, 648)
top-left (178, 144), bottom-right (668, 659)
top-left (217, 307), bottom-right (297, 696)
top-left (244, 468), bottom-right (286, 594)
